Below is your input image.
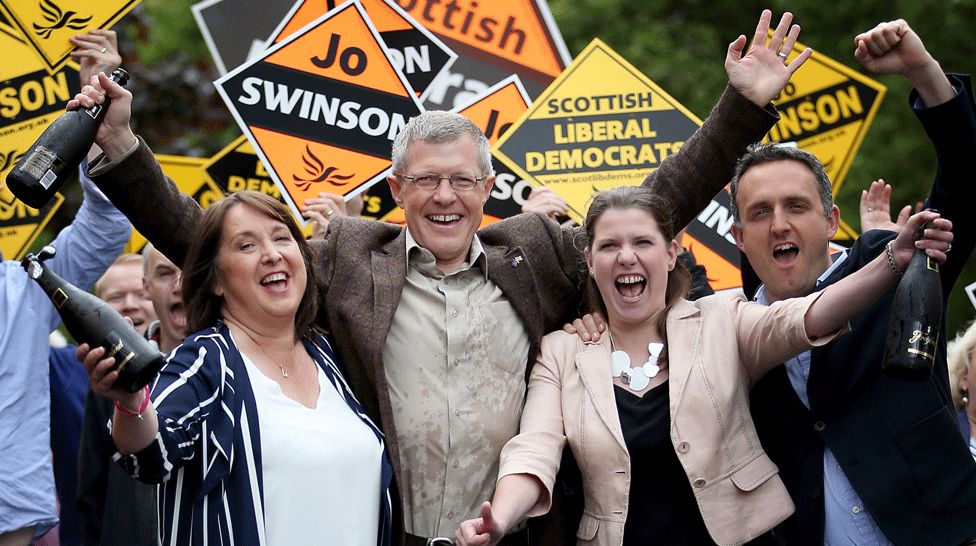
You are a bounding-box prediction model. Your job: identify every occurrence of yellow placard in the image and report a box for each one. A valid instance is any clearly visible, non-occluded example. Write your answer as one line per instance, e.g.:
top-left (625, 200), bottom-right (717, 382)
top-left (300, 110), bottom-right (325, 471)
top-left (767, 34), bottom-right (887, 195)
top-left (0, 0), bottom-right (141, 73)
top-left (494, 38), bottom-right (703, 224)
top-left (0, 24), bottom-right (78, 258)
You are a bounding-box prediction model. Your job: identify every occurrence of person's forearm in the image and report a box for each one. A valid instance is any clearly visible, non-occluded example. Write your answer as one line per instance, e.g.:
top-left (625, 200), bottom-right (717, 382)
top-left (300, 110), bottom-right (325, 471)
top-left (111, 400), bottom-right (159, 455)
top-left (804, 253), bottom-right (897, 338)
top-left (489, 474), bottom-right (546, 533)
top-left (908, 59), bottom-right (955, 107)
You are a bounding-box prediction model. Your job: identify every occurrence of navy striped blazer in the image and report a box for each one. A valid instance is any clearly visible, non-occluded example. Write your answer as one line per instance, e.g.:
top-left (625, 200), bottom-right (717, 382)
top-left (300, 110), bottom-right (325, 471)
top-left (115, 322), bottom-right (393, 545)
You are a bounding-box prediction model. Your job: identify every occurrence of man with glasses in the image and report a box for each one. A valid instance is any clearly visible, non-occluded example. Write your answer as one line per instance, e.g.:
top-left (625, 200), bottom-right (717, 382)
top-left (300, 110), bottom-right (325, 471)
top-left (76, 10), bottom-right (807, 544)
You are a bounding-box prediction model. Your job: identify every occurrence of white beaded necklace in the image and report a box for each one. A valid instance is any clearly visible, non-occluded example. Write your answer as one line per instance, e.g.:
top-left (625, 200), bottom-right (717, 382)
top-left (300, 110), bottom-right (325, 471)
top-left (609, 332), bottom-right (664, 391)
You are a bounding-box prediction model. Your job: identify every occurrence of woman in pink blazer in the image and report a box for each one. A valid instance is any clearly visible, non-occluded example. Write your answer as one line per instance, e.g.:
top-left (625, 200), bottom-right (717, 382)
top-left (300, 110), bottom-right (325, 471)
top-left (456, 186), bottom-right (951, 546)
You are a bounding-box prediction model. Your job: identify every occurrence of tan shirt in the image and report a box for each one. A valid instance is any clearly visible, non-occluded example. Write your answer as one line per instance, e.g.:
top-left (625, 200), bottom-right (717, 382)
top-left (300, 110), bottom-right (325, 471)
top-left (384, 231), bottom-right (530, 537)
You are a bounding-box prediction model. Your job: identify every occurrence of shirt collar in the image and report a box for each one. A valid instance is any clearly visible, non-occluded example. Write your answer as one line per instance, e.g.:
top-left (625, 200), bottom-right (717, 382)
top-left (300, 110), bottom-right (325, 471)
top-left (404, 227), bottom-right (488, 280)
top-left (754, 248), bottom-right (849, 305)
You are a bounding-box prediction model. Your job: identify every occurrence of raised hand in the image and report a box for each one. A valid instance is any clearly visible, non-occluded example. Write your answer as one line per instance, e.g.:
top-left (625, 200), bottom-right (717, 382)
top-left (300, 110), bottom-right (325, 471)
top-left (65, 71), bottom-right (137, 160)
top-left (69, 29), bottom-right (121, 86)
top-left (859, 179), bottom-right (913, 233)
top-left (522, 186), bottom-right (569, 219)
top-left (853, 20), bottom-right (952, 106)
top-left (725, 9), bottom-right (813, 106)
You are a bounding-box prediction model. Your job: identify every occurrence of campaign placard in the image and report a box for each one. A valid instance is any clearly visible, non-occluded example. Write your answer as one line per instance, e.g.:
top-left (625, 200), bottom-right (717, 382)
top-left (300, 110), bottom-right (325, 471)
top-left (0, 26), bottom-right (79, 258)
top-left (268, 0), bottom-right (457, 103)
top-left (192, 0), bottom-right (297, 75)
top-left (124, 154), bottom-right (224, 254)
top-left (214, 0), bottom-right (424, 225)
top-left (0, 0), bottom-right (140, 73)
top-left (494, 38), bottom-right (702, 223)
top-left (768, 35), bottom-right (887, 195)
top-left (452, 75), bottom-right (534, 225)
top-left (393, 0), bottom-right (571, 110)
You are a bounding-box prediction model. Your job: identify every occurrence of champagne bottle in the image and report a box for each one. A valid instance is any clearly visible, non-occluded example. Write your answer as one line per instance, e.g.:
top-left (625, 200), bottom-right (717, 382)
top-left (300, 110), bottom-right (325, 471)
top-left (22, 245), bottom-right (163, 392)
top-left (883, 218), bottom-right (942, 381)
top-left (6, 68), bottom-right (129, 209)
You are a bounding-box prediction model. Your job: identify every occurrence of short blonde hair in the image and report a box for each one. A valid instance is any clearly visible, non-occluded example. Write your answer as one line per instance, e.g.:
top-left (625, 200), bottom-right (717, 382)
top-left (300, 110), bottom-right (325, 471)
top-left (946, 320), bottom-right (976, 409)
top-left (94, 253), bottom-right (144, 297)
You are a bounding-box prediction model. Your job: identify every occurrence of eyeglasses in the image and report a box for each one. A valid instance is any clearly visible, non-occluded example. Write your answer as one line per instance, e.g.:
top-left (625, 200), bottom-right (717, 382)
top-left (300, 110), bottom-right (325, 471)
top-left (395, 173), bottom-right (486, 191)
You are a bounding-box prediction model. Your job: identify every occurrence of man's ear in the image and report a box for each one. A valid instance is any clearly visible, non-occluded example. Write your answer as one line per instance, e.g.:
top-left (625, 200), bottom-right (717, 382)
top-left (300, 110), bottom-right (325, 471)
top-left (827, 205), bottom-right (840, 239)
top-left (731, 223), bottom-right (746, 251)
top-left (481, 175), bottom-right (495, 205)
top-left (387, 175), bottom-right (404, 208)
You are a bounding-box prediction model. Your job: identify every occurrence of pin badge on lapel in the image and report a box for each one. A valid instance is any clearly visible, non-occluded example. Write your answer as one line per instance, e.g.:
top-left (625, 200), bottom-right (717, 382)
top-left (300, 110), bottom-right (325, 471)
top-left (511, 256), bottom-right (523, 268)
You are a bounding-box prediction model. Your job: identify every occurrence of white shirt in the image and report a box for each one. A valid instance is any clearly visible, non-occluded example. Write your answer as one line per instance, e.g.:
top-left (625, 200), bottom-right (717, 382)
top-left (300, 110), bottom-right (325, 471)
top-left (243, 352), bottom-right (383, 545)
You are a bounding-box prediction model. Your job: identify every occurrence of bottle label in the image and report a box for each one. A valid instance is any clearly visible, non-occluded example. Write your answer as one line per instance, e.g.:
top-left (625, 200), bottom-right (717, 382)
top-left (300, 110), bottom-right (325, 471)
top-left (86, 104), bottom-right (103, 120)
top-left (52, 288), bottom-right (68, 309)
top-left (926, 256), bottom-right (939, 273)
top-left (906, 324), bottom-right (938, 363)
top-left (40, 170), bottom-right (57, 190)
top-left (18, 146), bottom-right (58, 180)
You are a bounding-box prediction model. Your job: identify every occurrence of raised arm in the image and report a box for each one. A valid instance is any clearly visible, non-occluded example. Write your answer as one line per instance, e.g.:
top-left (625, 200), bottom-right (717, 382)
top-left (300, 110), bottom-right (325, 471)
top-left (645, 9), bottom-right (812, 232)
top-left (67, 72), bottom-right (201, 266)
top-left (854, 19), bottom-right (976, 291)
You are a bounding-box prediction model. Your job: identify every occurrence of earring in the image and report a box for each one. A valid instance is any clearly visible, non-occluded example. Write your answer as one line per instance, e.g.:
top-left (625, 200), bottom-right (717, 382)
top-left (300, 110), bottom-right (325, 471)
top-left (963, 388), bottom-right (969, 406)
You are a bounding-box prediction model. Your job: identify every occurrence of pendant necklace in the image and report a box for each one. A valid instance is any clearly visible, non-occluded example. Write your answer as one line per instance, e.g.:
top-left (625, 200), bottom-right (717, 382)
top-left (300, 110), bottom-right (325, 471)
top-left (609, 332), bottom-right (664, 391)
top-left (247, 333), bottom-right (298, 378)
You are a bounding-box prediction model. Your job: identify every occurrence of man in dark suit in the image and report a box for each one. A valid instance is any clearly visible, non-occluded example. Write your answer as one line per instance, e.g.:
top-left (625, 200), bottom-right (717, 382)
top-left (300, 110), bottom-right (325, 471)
top-left (74, 10), bottom-right (808, 544)
top-left (730, 20), bottom-right (976, 546)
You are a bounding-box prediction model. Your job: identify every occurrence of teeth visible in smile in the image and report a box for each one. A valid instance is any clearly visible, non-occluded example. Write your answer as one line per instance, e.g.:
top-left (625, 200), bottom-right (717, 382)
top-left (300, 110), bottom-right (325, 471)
top-left (261, 272), bottom-right (286, 285)
top-left (428, 214), bottom-right (460, 222)
top-left (775, 244), bottom-right (797, 252)
top-left (616, 275), bottom-right (646, 284)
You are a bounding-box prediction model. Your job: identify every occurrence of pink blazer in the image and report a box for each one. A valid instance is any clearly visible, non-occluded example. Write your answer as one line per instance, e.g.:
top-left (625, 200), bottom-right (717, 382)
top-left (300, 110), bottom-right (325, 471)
top-left (499, 291), bottom-right (847, 546)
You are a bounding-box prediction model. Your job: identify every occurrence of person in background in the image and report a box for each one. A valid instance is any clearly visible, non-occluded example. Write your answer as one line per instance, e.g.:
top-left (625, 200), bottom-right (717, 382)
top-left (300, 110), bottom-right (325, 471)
top-left (732, 20), bottom-right (976, 545)
top-left (69, 10), bottom-right (809, 544)
top-left (76, 244), bottom-right (187, 545)
top-left (947, 322), bottom-right (976, 459)
top-left (456, 186), bottom-right (951, 546)
top-left (79, 191), bottom-right (394, 544)
top-left (49, 255), bottom-right (155, 546)
top-left (0, 29), bottom-right (130, 546)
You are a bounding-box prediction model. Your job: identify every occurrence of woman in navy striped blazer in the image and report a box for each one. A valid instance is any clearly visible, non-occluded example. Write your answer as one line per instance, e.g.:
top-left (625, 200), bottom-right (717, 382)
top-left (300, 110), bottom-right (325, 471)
top-left (81, 191), bottom-right (393, 545)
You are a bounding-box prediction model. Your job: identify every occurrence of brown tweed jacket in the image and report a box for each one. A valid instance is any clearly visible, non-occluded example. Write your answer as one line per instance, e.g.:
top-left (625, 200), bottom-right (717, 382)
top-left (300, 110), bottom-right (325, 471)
top-left (89, 85), bottom-right (776, 542)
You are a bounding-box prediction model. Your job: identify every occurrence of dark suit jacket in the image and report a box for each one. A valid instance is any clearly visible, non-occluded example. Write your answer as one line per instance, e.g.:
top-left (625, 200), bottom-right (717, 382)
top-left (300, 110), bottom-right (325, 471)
top-left (90, 85), bottom-right (776, 543)
top-left (750, 75), bottom-right (976, 546)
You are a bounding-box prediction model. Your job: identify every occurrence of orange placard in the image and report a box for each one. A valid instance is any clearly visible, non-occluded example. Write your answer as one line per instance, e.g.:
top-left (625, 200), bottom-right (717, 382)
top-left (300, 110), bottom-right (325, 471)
top-left (452, 75), bottom-right (536, 224)
top-left (394, 0), bottom-right (564, 79)
top-left (214, 0), bottom-right (424, 225)
top-left (268, 0), bottom-right (457, 101)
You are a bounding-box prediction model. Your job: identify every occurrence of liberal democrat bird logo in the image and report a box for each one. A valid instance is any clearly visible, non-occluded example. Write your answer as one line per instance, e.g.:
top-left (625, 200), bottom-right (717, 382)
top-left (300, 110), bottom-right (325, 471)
top-left (33, 0), bottom-right (92, 40)
top-left (292, 145), bottom-right (354, 191)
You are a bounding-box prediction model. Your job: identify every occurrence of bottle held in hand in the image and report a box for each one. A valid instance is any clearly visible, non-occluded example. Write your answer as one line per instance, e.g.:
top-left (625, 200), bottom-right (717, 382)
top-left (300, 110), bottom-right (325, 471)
top-left (6, 68), bottom-right (129, 209)
top-left (22, 245), bottom-right (162, 392)
top-left (883, 218), bottom-right (942, 381)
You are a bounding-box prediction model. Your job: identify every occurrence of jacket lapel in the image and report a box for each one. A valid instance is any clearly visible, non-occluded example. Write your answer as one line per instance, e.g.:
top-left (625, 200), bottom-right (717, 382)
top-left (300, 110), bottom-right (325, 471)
top-left (368, 232), bottom-right (408, 384)
top-left (665, 300), bottom-right (702, 425)
top-left (485, 244), bottom-right (543, 379)
top-left (574, 333), bottom-right (628, 454)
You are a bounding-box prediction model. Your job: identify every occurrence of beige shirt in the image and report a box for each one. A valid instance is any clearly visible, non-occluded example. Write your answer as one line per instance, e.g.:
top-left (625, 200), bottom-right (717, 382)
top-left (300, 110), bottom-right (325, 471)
top-left (384, 230), bottom-right (530, 537)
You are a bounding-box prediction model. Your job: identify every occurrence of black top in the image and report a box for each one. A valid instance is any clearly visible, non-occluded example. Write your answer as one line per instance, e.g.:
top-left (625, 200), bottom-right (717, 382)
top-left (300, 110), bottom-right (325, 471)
top-left (614, 382), bottom-right (713, 546)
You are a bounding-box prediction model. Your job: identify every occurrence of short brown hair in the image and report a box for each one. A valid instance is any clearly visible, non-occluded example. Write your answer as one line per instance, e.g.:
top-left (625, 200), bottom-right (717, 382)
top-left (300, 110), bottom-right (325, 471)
top-left (181, 191), bottom-right (318, 338)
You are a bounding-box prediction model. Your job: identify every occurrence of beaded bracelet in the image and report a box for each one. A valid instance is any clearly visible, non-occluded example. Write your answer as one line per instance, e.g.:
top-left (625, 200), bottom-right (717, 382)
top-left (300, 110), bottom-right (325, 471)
top-left (885, 240), bottom-right (904, 277)
top-left (114, 384), bottom-right (150, 420)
